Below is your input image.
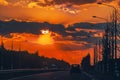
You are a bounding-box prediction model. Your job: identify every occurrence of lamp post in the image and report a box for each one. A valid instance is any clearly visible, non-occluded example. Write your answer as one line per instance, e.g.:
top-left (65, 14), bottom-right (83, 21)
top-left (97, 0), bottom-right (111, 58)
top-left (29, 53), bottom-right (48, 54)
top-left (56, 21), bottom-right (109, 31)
top-left (0, 34), bottom-right (26, 69)
top-left (92, 15), bottom-right (109, 60)
top-left (12, 37), bottom-right (27, 69)
top-left (92, 16), bottom-right (111, 73)
top-left (92, 16), bottom-right (109, 32)
top-left (16, 37), bottom-right (23, 69)
top-left (0, 34), bottom-right (11, 70)
top-left (0, 34), bottom-right (19, 69)
top-left (11, 36), bottom-right (23, 69)
top-left (97, 2), bottom-right (117, 59)
top-left (97, 2), bottom-right (117, 11)
top-left (92, 16), bottom-right (108, 21)
top-left (0, 35), bottom-right (4, 70)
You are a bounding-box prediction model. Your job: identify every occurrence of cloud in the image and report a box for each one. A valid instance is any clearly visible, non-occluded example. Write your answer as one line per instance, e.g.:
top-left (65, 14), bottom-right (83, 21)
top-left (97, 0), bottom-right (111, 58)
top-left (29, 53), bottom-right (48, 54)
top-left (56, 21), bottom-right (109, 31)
top-left (67, 22), bottom-right (106, 30)
top-left (97, 0), bottom-right (114, 3)
top-left (54, 4), bottom-right (80, 14)
top-left (31, 0), bottom-right (114, 8)
top-left (0, 20), bottom-right (67, 35)
top-left (28, 2), bottom-right (41, 8)
top-left (0, 0), bottom-right (9, 6)
top-left (0, 0), bottom-right (96, 15)
top-left (0, 20), bottom-right (104, 50)
top-left (42, 0), bottom-right (96, 5)
top-left (2, 0), bottom-right (116, 8)
top-left (56, 41), bottom-right (93, 51)
top-left (6, 0), bottom-right (31, 3)
top-left (57, 0), bottom-right (96, 5)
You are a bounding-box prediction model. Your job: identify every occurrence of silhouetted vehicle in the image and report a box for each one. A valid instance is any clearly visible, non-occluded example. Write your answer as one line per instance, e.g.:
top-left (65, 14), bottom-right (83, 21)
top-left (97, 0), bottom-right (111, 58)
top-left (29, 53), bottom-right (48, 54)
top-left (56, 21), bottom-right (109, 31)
top-left (70, 64), bottom-right (81, 74)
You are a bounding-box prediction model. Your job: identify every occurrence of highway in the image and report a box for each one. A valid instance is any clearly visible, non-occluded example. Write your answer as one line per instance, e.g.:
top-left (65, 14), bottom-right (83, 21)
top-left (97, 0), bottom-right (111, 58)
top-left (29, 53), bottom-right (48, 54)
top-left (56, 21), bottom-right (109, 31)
top-left (7, 71), bottom-right (94, 80)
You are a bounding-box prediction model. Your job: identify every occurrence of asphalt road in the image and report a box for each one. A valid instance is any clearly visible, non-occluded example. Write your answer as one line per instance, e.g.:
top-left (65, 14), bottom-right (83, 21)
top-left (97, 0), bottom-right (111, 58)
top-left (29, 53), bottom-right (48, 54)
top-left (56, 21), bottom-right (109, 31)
top-left (8, 71), bottom-right (94, 80)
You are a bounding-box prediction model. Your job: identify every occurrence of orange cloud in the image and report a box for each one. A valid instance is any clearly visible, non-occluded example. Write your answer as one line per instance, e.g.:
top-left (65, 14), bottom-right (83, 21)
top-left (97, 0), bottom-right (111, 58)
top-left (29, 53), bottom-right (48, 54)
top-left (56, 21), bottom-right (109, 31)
top-left (0, 0), bottom-right (8, 6)
top-left (93, 31), bottom-right (104, 37)
top-left (0, 0), bottom-right (118, 26)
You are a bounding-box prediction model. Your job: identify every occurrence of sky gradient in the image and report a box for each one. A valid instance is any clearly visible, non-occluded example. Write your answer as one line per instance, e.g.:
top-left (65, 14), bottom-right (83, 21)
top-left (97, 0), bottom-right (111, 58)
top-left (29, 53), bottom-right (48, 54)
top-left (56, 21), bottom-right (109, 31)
top-left (0, 0), bottom-right (120, 64)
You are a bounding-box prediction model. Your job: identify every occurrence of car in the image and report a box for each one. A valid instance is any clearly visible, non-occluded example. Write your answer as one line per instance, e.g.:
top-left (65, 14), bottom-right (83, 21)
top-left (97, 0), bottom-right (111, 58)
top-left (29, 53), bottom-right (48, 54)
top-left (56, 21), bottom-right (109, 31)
top-left (70, 64), bottom-right (81, 74)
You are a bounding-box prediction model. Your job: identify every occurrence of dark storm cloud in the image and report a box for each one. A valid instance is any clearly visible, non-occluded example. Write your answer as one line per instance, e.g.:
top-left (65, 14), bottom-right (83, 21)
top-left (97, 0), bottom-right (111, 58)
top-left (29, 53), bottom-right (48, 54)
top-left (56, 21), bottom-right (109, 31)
top-left (0, 20), bottom-right (67, 35)
top-left (57, 43), bottom-right (93, 51)
top-left (51, 0), bottom-right (96, 5)
top-left (0, 20), bottom-right (103, 37)
top-left (31, 0), bottom-right (97, 6)
top-left (0, 20), bottom-right (103, 50)
top-left (68, 31), bottom-right (93, 37)
top-left (100, 0), bottom-right (114, 3)
top-left (35, 0), bottom-right (115, 6)
top-left (66, 22), bottom-right (105, 30)
top-left (4, 0), bottom-right (115, 7)
top-left (0, 20), bottom-right (104, 36)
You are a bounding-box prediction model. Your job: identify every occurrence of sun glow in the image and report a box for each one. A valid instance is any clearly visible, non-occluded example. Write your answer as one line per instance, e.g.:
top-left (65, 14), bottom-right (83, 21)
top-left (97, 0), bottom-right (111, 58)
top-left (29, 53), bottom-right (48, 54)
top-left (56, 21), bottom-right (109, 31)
top-left (41, 30), bottom-right (49, 35)
top-left (37, 30), bottom-right (54, 45)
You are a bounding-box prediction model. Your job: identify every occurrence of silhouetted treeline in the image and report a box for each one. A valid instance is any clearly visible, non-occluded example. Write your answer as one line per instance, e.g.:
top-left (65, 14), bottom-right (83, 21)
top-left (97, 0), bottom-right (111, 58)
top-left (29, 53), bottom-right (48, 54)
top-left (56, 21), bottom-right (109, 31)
top-left (0, 45), bottom-right (70, 70)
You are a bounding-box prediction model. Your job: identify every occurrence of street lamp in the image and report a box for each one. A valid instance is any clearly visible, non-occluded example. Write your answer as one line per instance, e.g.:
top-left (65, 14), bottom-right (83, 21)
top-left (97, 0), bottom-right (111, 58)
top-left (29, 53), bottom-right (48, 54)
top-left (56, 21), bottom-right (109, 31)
top-left (97, 2), bottom-right (117, 11)
top-left (0, 34), bottom-right (20, 69)
top-left (97, 2), bottom-right (117, 59)
top-left (92, 15), bottom-right (111, 70)
top-left (0, 34), bottom-right (11, 70)
top-left (92, 16), bottom-right (109, 32)
top-left (16, 37), bottom-right (27, 69)
top-left (0, 34), bottom-right (27, 69)
top-left (92, 16), bottom-right (108, 22)
top-left (11, 36), bottom-right (25, 69)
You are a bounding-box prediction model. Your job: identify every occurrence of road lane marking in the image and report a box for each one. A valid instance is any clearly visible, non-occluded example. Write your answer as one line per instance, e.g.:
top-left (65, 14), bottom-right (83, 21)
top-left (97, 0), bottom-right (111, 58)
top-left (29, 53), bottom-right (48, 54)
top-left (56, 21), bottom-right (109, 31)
top-left (82, 72), bottom-right (97, 80)
top-left (7, 74), bottom-right (37, 80)
top-left (7, 72), bottom-right (55, 80)
top-left (7, 71), bottom-right (66, 80)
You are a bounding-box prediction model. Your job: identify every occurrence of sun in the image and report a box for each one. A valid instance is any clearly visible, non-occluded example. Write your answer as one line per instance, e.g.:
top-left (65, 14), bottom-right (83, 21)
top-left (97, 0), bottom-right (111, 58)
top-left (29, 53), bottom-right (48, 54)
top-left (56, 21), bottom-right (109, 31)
top-left (41, 30), bottom-right (49, 35)
top-left (37, 30), bottom-right (54, 45)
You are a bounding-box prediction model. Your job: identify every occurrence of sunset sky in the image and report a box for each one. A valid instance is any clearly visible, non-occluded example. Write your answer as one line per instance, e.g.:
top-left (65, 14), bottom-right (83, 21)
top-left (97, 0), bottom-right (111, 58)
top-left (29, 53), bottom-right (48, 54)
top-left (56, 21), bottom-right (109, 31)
top-left (0, 0), bottom-right (120, 64)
